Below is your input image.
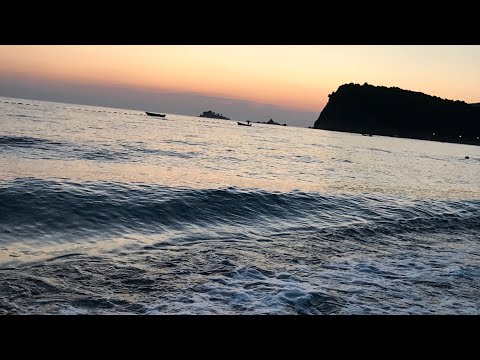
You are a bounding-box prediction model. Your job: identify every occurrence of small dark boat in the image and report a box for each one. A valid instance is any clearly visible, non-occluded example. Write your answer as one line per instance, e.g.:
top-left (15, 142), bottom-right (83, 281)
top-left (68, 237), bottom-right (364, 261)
top-left (146, 111), bottom-right (166, 117)
top-left (199, 110), bottom-right (230, 120)
top-left (237, 121), bottom-right (251, 126)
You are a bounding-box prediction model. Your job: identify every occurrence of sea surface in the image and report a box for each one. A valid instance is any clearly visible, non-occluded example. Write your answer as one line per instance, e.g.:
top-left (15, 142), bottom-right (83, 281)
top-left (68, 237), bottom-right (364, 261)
top-left (0, 96), bottom-right (479, 314)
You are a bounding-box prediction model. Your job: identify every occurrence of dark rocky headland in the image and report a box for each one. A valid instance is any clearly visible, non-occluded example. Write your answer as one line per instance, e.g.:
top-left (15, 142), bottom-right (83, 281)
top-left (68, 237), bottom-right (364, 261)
top-left (314, 83), bottom-right (480, 145)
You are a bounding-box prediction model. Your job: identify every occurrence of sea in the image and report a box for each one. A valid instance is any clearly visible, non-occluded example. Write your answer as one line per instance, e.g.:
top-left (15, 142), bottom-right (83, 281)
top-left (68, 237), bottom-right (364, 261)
top-left (0, 96), bottom-right (479, 314)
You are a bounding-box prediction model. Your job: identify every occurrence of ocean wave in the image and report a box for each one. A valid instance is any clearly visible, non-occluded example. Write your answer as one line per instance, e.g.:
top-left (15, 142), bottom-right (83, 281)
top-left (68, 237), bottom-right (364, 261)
top-left (0, 178), bottom-right (478, 244)
top-left (0, 135), bottom-right (64, 148)
top-left (0, 135), bottom-right (199, 162)
top-left (5, 114), bottom-right (41, 119)
top-left (2, 238), bottom-right (478, 314)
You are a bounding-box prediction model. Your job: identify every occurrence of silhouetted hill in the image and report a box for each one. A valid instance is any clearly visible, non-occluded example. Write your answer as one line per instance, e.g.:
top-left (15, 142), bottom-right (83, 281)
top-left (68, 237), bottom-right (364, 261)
top-left (314, 83), bottom-right (480, 145)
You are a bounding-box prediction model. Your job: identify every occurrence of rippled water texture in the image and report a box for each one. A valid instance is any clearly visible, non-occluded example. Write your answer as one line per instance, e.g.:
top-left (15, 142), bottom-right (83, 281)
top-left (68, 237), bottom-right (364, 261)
top-left (0, 97), bottom-right (479, 314)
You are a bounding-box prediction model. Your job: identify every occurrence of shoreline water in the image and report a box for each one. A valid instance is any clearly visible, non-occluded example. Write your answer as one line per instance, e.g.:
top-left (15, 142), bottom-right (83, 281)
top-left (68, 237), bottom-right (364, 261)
top-left (1, 96), bottom-right (479, 314)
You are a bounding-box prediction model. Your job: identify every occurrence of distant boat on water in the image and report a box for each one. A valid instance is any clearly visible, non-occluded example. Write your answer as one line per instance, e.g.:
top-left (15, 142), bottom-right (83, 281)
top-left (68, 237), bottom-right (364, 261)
top-left (256, 118), bottom-right (287, 126)
top-left (199, 110), bottom-right (230, 120)
top-left (146, 112), bottom-right (166, 117)
top-left (237, 121), bottom-right (252, 127)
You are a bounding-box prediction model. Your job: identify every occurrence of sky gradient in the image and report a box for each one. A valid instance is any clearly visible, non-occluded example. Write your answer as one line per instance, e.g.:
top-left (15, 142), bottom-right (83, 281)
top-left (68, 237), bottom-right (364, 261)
top-left (1, 45), bottom-right (479, 127)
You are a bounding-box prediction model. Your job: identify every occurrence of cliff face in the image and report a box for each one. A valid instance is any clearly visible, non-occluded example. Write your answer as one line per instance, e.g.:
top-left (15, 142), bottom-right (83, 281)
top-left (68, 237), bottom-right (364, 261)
top-left (314, 83), bottom-right (480, 145)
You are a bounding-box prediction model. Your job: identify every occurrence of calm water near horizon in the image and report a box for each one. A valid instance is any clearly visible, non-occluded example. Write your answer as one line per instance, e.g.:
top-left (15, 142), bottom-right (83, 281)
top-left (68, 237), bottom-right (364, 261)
top-left (0, 96), bottom-right (479, 314)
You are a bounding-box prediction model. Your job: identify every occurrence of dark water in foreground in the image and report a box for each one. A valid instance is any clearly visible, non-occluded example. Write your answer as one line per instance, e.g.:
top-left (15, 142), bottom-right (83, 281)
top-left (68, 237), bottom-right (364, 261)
top-left (1, 97), bottom-right (479, 314)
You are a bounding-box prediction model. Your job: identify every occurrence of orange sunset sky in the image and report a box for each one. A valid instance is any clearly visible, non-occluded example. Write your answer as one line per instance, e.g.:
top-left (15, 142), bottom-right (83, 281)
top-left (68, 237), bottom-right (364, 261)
top-left (0, 45), bottom-right (479, 127)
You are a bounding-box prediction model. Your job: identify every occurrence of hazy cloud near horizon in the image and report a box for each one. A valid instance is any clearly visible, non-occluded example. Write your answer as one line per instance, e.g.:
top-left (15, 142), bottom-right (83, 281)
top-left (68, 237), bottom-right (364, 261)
top-left (0, 75), bottom-right (319, 127)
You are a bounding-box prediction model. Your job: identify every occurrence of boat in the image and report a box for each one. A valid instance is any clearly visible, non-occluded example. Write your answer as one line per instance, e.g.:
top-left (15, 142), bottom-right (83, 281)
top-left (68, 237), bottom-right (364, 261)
top-left (145, 111), bottom-right (166, 117)
top-left (199, 110), bottom-right (230, 120)
top-left (256, 118), bottom-right (287, 126)
top-left (237, 121), bottom-right (251, 126)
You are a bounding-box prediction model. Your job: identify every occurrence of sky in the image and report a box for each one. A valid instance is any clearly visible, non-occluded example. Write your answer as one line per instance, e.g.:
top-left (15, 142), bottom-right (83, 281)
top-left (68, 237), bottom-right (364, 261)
top-left (0, 45), bottom-right (479, 127)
